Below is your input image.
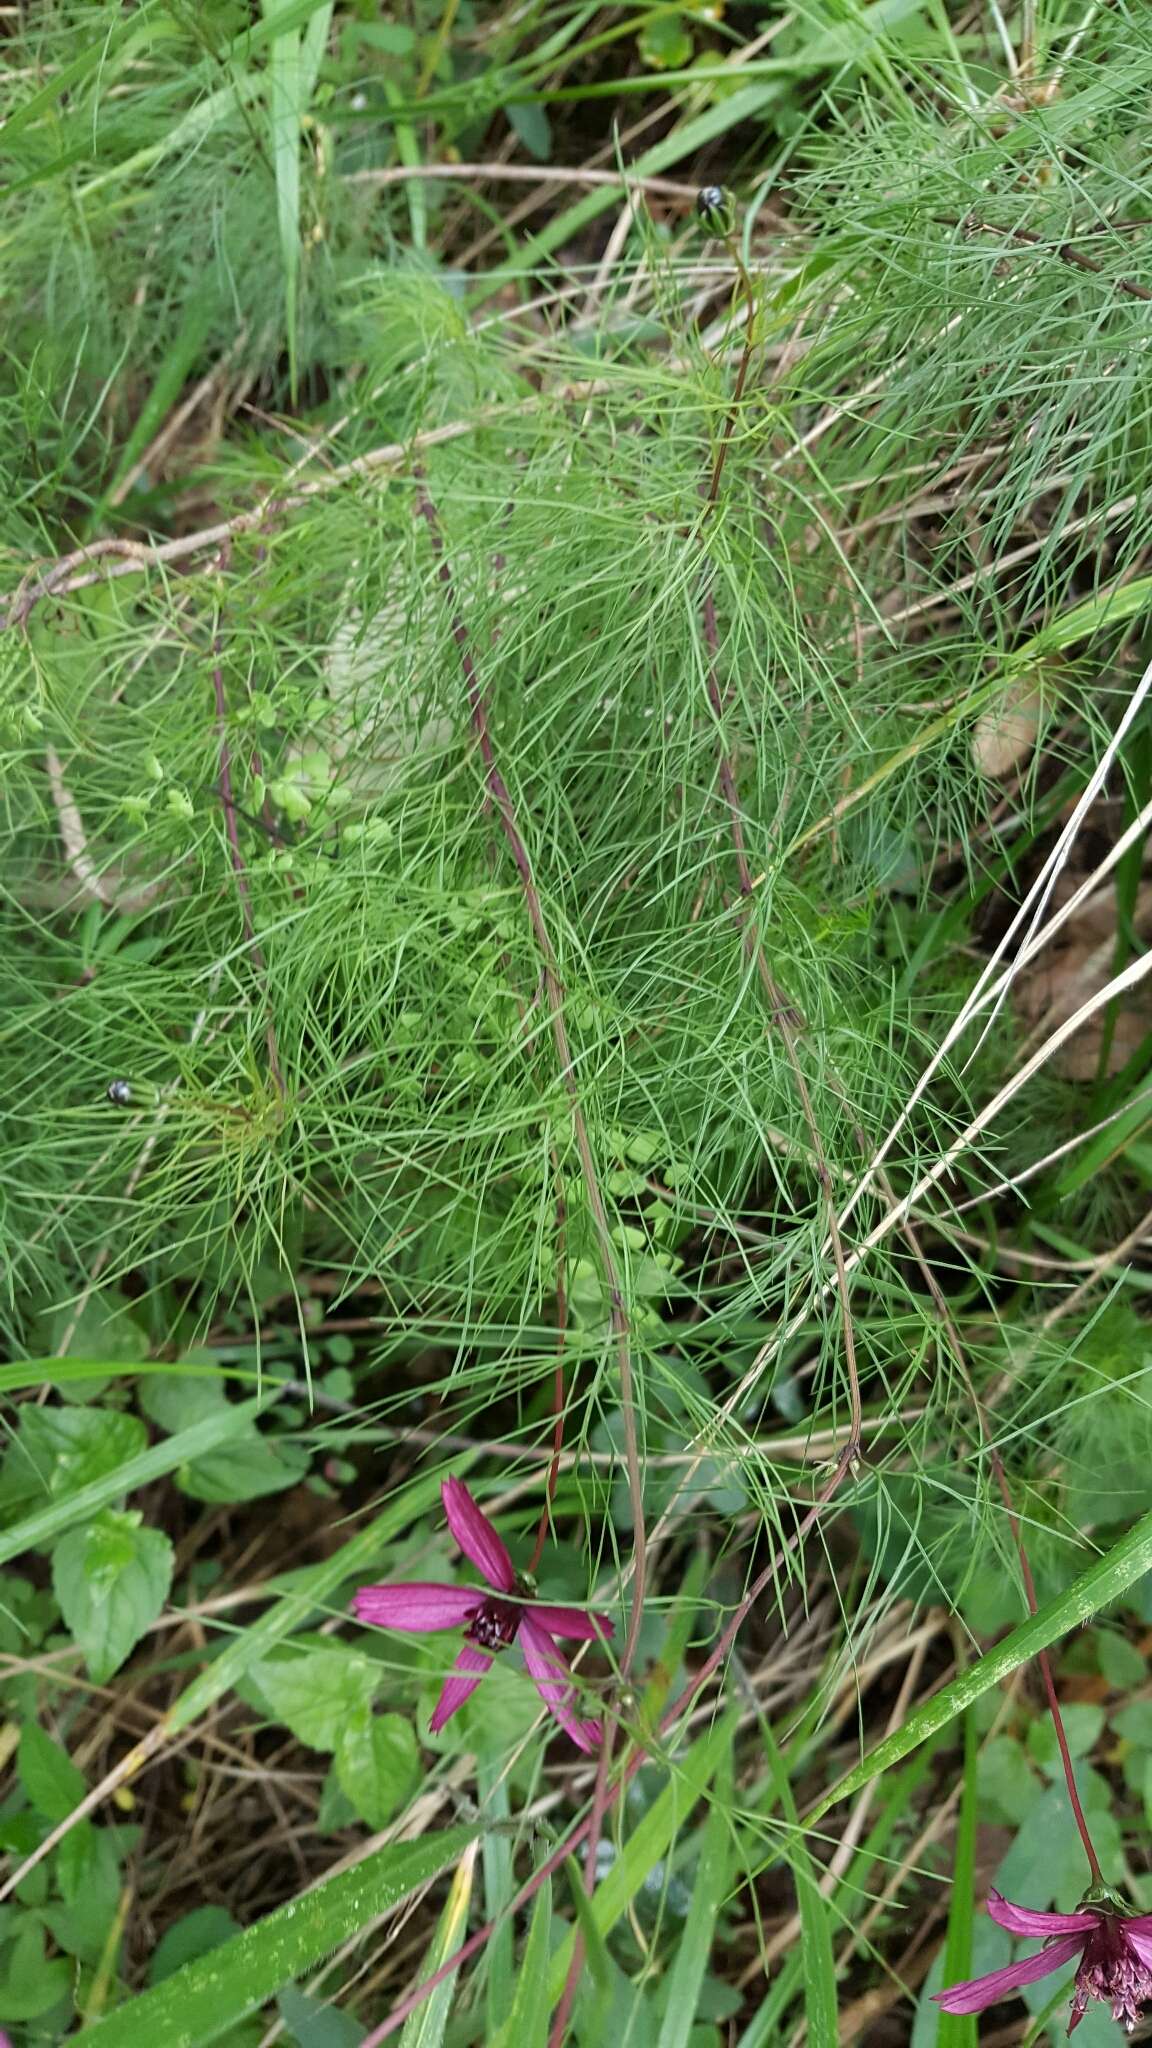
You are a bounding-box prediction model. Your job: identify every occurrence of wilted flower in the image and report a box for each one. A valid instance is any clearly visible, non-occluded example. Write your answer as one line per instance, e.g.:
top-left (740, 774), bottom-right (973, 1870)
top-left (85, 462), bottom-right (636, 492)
top-left (352, 1476), bottom-right (612, 1752)
top-left (934, 1889), bottom-right (1152, 2034)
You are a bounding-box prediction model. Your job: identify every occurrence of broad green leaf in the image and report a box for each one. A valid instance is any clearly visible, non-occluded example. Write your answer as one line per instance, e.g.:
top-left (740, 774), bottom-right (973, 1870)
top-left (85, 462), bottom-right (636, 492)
top-left (53, 1508), bottom-right (174, 1682)
top-left (505, 100), bottom-right (552, 159)
top-left (75, 1826), bottom-right (479, 2047)
top-left (58, 1819), bottom-right (102, 1905)
top-left (1027, 1704), bottom-right (1105, 1776)
top-left (994, 1769), bottom-right (1124, 1904)
top-left (637, 15), bottom-right (694, 69)
top-left (277, 1983), bottom-right (360, 2047)
top-left (148, 1907), bottom-right (240, 1986)
top-left (490, 1874), bottom-right (552, 2048)
top-left (177, 1432), bottom-right (311, 1504)
top-left (0, 1405), bottom-right (147, 1520)
top-left (252, 1645), bottom-right (379, 1750)
top-left (18, 1719), bottom-right (87, 1822)
top-left (140, 1373), bottom-right (308, 1501)
top-left (399, 1839), bottom-right (479, 2048)
top-left (336, 1708), bottom-right (420, 1827)
top-left (40, 1294), bottom-right (149, 1371)
top-left (810, 1506), bottom-right (1152, 1822)
top-left (47, 1824), bottom-right (124, 1962)
top-left (0, 1919), bottom-right (71, 2021)
top-left (0, 1396), bottom-right (270, 1569)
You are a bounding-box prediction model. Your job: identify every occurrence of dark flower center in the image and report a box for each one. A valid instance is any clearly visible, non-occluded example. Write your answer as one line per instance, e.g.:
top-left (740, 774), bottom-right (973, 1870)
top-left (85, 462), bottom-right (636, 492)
top-left (1072, 1916), bottom-right (1152, 2035)
top-left (467, 1598), bottom-right (521, 1652)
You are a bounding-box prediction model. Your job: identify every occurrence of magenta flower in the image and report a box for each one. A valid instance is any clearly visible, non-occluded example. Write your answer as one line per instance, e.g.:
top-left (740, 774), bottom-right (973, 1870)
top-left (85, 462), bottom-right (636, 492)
top-left (934, 1889), bottom-right (1152, 2034)
top-left (352, 1476), bottom-right (613, 1753)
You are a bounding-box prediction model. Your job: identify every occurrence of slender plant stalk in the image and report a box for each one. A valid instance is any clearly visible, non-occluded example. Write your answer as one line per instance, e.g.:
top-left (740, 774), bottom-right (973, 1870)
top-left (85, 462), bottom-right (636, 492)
top-left (937, 214), bottom-right (1152, 303)
top-left (892, 1203), bottom-right (1104, 1885)
top-left (362, 1462), bottom-right (846, 2047)
top-left (528, 1178), bottom-right (569, 1577)
top-left (415, 481), bottom-right (648, 1674)
top-left (699, 224), bottom-right (863, 1463)
top-left (210, 638), bottom-right (284, 1097)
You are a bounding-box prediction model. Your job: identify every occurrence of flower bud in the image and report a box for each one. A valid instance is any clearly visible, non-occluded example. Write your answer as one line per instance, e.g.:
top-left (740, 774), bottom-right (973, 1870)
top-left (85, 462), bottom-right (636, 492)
top-left (696, 185), bottom-right (735, 236)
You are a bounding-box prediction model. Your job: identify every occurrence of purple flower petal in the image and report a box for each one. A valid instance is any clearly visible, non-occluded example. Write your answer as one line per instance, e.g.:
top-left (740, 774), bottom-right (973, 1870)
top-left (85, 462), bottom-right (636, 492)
top-left (442, 1476), bottom-right (515, 1592)
top-left (351, 1583), bottom-right (480, 1632)
top-left (933, 1934), bottom-right (1087, 2014)
top-left (1122, 1926), bottom-right (1152, 1970)
top-left (532, 1605), bottom-right (614, 1641)
top-left (429, 1643), bottom-right (492, 1731)
top-left (986, 1891), bottom-right (1098, 1938)
top-left (520, 1617), bottom-right (600, 1753)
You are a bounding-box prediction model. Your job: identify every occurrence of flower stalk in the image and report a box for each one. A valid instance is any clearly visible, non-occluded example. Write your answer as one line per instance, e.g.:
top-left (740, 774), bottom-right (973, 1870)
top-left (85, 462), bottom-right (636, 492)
top-left (415, 481), bottom-right (648, 1680)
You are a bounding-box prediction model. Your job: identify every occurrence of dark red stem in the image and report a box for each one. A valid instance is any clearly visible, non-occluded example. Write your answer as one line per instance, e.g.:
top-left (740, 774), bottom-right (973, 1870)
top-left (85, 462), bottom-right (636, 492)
top-left (528, 1181), bottom-right (568, 1577)
top-left (359, 1458), bottom-right (850, 2047)
top-left (415, 483), bottom-right (647, 1675)
top-left (990, 1452), bottom-right (1103, 1884)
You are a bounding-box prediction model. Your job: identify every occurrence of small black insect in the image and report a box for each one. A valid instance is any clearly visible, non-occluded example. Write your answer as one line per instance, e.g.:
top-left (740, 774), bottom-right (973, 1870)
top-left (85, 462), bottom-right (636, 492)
top-left (696, 185), bottom-right (735, 235)
top-left (106, 1079), bottom-right (133, 1107)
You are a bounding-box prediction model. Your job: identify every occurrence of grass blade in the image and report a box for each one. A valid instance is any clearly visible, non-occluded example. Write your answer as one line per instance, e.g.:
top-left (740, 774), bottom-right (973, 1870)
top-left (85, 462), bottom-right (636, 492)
top-left (762, 1719), bottom-right (838, 2048)
top-left (491, 1874), bottom-right (553, 2048)
top-left (74, 1826), bottom-right (478, 2046)
top-left (0, 1397), bottom-right (270, 1567)
top-left (545, 1710), bottom-right (737, 2003)
top-left (935, 1711), bottom-right (978, 2048)
top-left (654, 1767), bottom-right (731, 2048)
top-left (810, 1507), bottom-right (1152, 1821)
top-left (399, 1839), bottom-right (479, 2048)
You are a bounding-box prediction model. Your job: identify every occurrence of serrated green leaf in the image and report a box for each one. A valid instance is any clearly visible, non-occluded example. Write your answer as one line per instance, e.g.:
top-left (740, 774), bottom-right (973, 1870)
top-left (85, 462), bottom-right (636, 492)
top-left (0, 1405), bottom-right (147, 1520)
top-left (336, 1708), bottom-right (420, 1827)
top-left (18, 1719), bottom-right (86, 1823)
top-left (0, 1396), bottom-right (270, 1568)
top-left (53, 1508), bottom-right (174, 1682)
top-left (252, 1645), bottom-right (379, 1750)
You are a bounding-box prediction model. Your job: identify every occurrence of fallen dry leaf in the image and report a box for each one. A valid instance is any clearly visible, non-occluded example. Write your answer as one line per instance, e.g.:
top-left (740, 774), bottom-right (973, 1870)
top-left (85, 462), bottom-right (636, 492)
top-left (972, 677), bottom-right (1043, 779)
